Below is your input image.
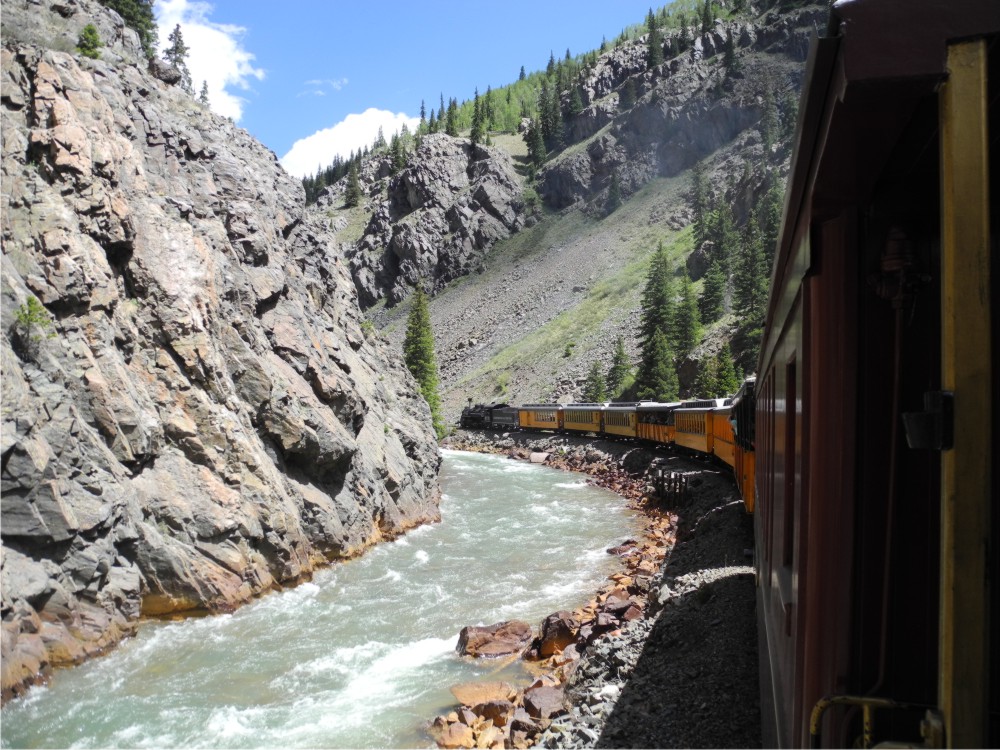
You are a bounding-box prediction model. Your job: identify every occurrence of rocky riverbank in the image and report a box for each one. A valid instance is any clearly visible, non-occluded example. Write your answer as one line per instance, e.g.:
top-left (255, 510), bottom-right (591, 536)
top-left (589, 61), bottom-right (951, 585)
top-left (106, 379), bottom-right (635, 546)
top-left (431, 430), bottom-right (759, 748)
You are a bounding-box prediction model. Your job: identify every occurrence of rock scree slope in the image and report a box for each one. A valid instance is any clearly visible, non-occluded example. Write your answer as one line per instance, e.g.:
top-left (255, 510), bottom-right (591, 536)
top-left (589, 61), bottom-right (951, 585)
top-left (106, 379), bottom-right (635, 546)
top-left (0, 0), bottom-right (441, 703)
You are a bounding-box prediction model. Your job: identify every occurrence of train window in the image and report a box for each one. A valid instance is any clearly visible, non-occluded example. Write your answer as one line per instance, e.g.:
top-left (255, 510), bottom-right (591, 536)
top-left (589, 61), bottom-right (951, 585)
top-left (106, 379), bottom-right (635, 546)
top-left (783, 359), bottom-right (797, 569)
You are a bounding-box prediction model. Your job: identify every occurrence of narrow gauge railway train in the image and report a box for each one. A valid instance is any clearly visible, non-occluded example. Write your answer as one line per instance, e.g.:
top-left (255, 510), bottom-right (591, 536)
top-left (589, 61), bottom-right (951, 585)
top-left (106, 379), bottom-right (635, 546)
top-left (458, 393), bottom-right (757, 513)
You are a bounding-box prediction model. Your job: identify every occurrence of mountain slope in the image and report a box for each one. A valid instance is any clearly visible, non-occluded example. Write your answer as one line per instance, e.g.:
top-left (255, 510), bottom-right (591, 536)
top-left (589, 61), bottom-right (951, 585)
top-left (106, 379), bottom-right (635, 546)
top-left (349, 2), bottom-right (825, 422)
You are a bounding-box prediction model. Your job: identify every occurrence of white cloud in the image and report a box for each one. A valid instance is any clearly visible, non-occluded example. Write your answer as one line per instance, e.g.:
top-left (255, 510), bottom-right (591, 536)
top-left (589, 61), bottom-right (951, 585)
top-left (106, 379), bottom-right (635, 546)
top-left (280, 108), bottom-right (421, 179)
top-left (156, 0), bottom-right (265, 121)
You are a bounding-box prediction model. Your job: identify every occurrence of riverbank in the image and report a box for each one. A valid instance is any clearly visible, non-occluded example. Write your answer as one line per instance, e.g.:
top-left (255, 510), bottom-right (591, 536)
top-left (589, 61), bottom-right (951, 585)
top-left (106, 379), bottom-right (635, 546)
top-left (434, 429), bottom-right (760, 748)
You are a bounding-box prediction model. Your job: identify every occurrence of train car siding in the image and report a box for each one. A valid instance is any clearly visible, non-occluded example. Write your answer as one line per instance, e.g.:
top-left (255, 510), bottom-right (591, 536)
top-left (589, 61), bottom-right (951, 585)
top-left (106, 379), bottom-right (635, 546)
top-left (563, 405), bottom-right (603, 434)
top-left (674, 409), bottom-right (713, 454)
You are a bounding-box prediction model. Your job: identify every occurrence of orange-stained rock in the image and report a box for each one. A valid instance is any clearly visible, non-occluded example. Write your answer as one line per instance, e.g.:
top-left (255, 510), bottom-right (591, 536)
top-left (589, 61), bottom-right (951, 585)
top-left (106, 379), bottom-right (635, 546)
top-left (538, 610), bottom-right (578, 657)
top-left (439, 723), bottom-right (476, 749)
top-left (457, 621), bottom-right (533, 658)
top-left (472, 699), bottom-right (515, 727)
top-left (450, 680), bottom-right (518, 706)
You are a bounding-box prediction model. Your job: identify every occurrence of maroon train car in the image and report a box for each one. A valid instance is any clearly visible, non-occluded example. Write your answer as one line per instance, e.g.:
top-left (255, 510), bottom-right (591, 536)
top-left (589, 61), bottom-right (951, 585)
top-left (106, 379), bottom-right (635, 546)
top-left (754, 1), bottom-right (999, 747)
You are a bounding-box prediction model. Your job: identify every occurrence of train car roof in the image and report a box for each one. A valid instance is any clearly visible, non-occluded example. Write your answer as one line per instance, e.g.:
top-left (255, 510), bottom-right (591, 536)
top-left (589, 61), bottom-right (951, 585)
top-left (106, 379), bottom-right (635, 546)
top-left (564, 402), bottom-right (608, 408)
top-left (680, 398), bottom-right (729, 409)
top-left (519, 403), bottom-right (563, 410)
top-left (636, 401), bottom-right (684, 412)
top-left (603, 403), bottom-right (642, 411)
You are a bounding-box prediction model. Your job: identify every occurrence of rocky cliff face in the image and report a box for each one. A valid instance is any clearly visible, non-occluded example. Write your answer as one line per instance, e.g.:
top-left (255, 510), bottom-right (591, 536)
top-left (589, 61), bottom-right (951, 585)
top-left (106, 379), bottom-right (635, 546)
top-left (323, 134), bottom-right (525, 309)
top-left (0, 0), bottom-right (441, 702)
top-left (539, 7), bottom-right (824, 212)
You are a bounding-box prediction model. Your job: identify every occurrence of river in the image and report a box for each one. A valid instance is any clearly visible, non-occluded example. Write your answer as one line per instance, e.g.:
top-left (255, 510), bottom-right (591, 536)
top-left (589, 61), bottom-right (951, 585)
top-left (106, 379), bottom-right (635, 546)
top-left (1, 449), bottom-right (641, 748)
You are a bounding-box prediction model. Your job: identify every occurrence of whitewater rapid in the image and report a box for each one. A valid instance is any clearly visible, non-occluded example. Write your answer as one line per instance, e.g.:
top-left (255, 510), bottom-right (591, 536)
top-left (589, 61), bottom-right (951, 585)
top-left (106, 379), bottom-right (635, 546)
top-left (1, 449), bottom-right (641, 749)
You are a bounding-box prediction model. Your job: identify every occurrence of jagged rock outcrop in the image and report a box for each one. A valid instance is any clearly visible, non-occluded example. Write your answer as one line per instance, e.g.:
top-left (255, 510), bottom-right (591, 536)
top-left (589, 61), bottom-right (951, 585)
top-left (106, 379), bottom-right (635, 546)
top-left (0, 0), bottom-right (441, 703)
top-left (539, 7), bottom-right (826, 211)
top-left (323, 134), bottom-right (525, 308)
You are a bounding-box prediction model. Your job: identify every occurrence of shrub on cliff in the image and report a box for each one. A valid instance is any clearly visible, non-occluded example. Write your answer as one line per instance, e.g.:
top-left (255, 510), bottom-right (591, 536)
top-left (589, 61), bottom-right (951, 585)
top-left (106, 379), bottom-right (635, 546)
top-left (13, 296), bottom-right (56, 361)
top-left (77, 24), bottom-right (102, 59)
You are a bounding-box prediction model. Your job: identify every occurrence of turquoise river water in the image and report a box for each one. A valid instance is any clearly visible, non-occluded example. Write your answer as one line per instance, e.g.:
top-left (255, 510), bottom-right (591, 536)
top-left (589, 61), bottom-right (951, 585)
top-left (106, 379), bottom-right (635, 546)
top-left (1, 449), bottom-right (641, 749)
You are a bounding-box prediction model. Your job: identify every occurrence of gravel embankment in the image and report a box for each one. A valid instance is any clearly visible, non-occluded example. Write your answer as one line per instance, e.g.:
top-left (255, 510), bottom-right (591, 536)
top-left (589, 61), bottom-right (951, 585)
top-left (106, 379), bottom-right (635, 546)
top-left (443, 430), bottom-right (760, 749)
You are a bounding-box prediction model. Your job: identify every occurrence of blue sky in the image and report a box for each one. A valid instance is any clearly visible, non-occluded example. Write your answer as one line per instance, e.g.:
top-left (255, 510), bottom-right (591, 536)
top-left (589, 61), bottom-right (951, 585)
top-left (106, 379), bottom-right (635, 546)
top-left (154, 0), bottom-right (658, 177)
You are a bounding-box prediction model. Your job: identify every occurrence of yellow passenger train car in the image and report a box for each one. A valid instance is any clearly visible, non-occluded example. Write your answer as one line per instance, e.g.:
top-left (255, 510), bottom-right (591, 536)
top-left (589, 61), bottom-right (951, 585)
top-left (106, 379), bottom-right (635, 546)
top-left (562, 403), bottom-right (605, 434)
top-left (636, 402), bottom-right (682, 445)
top-left (710, 404), bottom-right (736, 469)
top-left (730, 378), bottom-right (756, 513)
top-left (601, 404), bottom-right (638, 438)
top-left (517, 404), bottom-right (563, 431)
top-left (673, 399), bottom-right (727, 454)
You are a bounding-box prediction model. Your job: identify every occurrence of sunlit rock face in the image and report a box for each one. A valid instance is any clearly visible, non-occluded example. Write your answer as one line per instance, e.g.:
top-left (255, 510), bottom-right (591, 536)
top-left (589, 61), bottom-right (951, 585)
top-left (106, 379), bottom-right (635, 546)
top-left (1, 0), bottom-right (441, 702)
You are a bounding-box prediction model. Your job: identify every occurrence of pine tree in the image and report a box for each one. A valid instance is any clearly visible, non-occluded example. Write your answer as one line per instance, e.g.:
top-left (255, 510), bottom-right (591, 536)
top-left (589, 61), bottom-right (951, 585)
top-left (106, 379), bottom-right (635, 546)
top-left (759, 177), bottom-right (784, 266)
top-left (636, 242), bottom-right (676, 398)
top-left (525, 121), bottom-right (547, 168)
top-left (639, 241), bottom-right (673, 350)
top-left (164, 24), bottom-right (193, 94)
top-left (547, 51), bottom-right (556, 76)
top-left (403, 287), bottom-right (445, 438)
top-left (716, 343), bottom-right (741, 395)
top-left (583, 361), bottom-right (608, 402)
top-left (647, 27), bottom-right (664, 68)
top-left (97, 0), bottom-right (156, 58)
top-left (344, 163), bottom-right (362, 207)
top-left (701, 0), bottom-right (714, 34)
top-left (673, 272), bottom-right (700, 358)
top-left (694, 356), bottom-right (719, 397)
top-left (389, 133), bottom-right (406, 173)
top-left (543, 83), bottom-right (563, 151)
top-left (734, 208), bottom-right (769, 321)
top-left (780, 87), bottom-right (798, 141)
top-left (723, 28), bottom-right (740, 76)
top-left (709, 202), bottom-right (738, 274)
top-left (605, 171), bottom-right (622, 214)
top-left (569, 87), bottom-right (584, 118)
top-left (483, 86), bottom-right (496, 131)
top-left (691, 160), bottom-right (709, 247)
top-left (470, 88), bottom-right (484, 148)
top-left (638, 329), bottom-right (679, 402)
top-left (198, 80), bottom-right (209, 105)
top-left (606, 336), bottom-right (631, 397)
top-left (445, 98), bottom-right (459, 136)
top-left (700, 260), bottom-right (726, 323)
top-left (519, 65), bottom-right (526, 81)
top-left (678, 15), bottom-right (690, 51)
